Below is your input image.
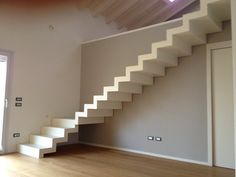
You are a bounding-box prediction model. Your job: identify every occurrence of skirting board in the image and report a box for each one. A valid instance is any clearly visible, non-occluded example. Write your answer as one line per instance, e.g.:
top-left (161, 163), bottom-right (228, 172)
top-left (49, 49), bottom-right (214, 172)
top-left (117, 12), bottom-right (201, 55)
top-left (79, 141), bottom-right (210, 166)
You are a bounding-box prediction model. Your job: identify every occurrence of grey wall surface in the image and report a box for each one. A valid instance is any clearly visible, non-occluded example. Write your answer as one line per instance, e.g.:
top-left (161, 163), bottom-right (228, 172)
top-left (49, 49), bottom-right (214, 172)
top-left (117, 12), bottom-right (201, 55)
top-left (207, 21), bottom-right (231, 43)
top-left (79, 20), bottom-right (231, 162)
top-left (80, 19), bottom-right (182, 108)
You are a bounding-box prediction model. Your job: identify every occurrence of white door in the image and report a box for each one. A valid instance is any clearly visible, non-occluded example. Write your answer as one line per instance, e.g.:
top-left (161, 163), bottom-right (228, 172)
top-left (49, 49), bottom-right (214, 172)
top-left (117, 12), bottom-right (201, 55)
top-left (212, 47), bottom-right (235, 169)
top-left (0, 55), bottom-right (8, 152)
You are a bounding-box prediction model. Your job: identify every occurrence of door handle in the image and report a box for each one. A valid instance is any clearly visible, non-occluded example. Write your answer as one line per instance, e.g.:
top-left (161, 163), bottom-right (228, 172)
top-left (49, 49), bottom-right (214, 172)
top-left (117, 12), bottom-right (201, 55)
top-left (4, 98), bottom-right (8, 108)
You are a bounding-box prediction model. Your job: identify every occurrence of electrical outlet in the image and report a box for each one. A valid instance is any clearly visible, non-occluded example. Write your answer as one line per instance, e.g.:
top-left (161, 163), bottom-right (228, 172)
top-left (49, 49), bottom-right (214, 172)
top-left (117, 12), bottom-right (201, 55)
top-left (15, 103), bottom-right (22, 107)
top-left (13, 133), bottom-right (20, 138)
top-left (147, 136), bottom-right (154, 141)
top-left (16, 97), bottom-right (23, 101)
top-left (155, 137), bottom-right (162, 141)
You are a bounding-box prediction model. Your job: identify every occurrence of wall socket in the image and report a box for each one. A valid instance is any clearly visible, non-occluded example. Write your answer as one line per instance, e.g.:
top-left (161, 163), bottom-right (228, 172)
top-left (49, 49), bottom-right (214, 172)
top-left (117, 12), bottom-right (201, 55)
top-left (147, 136), bottom-right (162, 142)
top-left (13, 133), bottom-right (20, 138)
top-left (15, 97), bottom-right (23, 101)
top-left (147, 136), bottom-right (154, 140)
top-left (155, 137), bottom-right (162, 141)
top-left (15, 103), bottom-right (22, 107)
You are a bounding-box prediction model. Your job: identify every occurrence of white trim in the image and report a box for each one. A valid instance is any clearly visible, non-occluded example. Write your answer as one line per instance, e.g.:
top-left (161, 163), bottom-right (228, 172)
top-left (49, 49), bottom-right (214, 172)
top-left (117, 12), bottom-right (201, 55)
top-left (0, 49), bottom-right (13, 154)
top-left (206, 40), bottom-right (232, 166)
top-left (231, 0), bottom-right (236, 174)
top-left (81, 18), bottom-right (182, 44)
top-left (79, 141), bottom-right (210, 166)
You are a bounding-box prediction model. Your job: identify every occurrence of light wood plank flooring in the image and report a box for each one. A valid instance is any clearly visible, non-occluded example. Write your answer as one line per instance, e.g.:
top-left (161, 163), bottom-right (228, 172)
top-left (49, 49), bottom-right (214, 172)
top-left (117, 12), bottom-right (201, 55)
top-left (0, 144), bottom-right (234, 177)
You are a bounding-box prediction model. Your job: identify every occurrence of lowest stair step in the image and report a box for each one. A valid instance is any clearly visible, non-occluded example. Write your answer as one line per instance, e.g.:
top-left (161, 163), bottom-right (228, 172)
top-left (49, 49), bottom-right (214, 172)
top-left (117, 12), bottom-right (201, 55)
top-left (18, 144), bottom-right (51, 158)
top-left (30, 134), bottom-right (64, 147)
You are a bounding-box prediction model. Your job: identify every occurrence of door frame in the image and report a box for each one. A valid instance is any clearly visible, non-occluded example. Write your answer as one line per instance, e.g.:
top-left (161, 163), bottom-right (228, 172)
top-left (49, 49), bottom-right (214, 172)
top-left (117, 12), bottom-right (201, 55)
top-left (206, 40), bottom-right (233, 166)
top-left (0, 49), bottom-right (13, 154)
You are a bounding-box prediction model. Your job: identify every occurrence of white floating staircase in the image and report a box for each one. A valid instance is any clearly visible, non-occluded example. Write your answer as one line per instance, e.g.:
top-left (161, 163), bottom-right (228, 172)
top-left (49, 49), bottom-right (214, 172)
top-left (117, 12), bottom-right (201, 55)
top-left (18, 0), bottom-right (231, 158)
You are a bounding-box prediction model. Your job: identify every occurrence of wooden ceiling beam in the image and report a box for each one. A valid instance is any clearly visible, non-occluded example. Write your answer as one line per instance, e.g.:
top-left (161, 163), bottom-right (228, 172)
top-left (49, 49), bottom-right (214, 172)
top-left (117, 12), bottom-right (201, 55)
top-left (129, 0), bottom-right (196, 30)
top-left (117, 0), bottom-right (162, 29)
top-left (91, 0), bottom-right (117, 17)
top-left (153, 0), bottom-right (197, 23)
top-left (123, 0), bottom-right (166, 27)
top-left (84, 0), bottom-right (199, 31)
top-left (106, 0), bottom-right (139, 24)
top-left (102, 0), bottom-right (125, 17)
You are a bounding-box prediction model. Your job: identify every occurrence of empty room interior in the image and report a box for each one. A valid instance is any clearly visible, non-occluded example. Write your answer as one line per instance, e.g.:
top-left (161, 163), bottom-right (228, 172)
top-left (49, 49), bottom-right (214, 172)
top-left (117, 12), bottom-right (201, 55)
top-left (0, 0), bottom-right (236, 176)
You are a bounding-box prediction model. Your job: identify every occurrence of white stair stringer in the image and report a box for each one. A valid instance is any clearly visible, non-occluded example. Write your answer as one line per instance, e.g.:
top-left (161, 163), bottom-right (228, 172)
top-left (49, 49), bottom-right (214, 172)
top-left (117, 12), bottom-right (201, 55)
top-left (79, 0), bottom-right (230, 122)
top-left (18, 0), bottom-right (231, 158)
top-left (18, 117), bottom-right (105, 158)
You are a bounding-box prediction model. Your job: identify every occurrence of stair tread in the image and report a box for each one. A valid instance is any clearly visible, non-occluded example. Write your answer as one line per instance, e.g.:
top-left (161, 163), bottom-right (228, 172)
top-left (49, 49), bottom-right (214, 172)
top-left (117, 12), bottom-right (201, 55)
top-left (43, 126), bottom-right (66, 129)
top-left (20, 143), bottom-right (51, 149)
top-left (51, 124), bottom-right (76, 128)
top-left (54, 125), bottom-right (76, 128)
top-left (32, 134), bottom-right (63, 139)
top-left (54, 118), bottom-right (74, 120)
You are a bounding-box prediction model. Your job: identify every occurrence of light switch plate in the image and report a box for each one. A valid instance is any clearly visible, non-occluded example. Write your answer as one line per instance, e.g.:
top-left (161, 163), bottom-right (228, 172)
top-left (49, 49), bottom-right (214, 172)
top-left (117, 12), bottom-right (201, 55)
top-left (147, 136), bottom-right (154, 140)
top-left (155, 137), bottom-right (162, 141)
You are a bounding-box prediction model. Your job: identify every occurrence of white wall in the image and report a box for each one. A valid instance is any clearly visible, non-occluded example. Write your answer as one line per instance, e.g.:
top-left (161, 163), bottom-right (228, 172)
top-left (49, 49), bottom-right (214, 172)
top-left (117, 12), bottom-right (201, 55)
top-left (0, 1), bottom-right (123, 153)
top-left (231, 0), bottom-right (236, 173)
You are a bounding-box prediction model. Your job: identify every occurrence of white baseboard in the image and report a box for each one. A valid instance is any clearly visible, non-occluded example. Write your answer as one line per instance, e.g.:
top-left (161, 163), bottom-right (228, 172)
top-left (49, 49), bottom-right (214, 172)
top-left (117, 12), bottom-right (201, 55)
top-left (79, 141), bottom-right (210, 166)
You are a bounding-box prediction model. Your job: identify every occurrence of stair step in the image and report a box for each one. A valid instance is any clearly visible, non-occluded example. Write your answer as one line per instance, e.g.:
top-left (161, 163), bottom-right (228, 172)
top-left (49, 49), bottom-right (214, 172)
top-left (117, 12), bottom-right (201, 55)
top-left (167, 25), bottom-right (206, 46)
top-left (52, 118), bottom-right (76, 128)
top-left (126, 63), bottom-right (166, 77)
top-left (18, 144), bottom-right (50, 158)
top-left (103, 82), bottom-right (142, 94)
top-left (76, 109), bottom-right (113, 118)
top-left (41, 127), bottom-right (66, 137)
top-left (152, 36), bottom-right (192, 57)
top-left (30, 135), bottom-right (55, 147)
top-left (207, 0), bottom-right (230, 21)
top-left (184, 5), bottom-right (223, 35)
top-left (78, 117), bottom-right (105, 125)
top-left (107, 92), bottom-right (132, 102)
top-left (85, 101), bottom-right (122, 110)
top-left (151, 8), bottom-right (223, 58)
top-left (155, 50), bottom-right (178, 67)
top-left (97, 101), bottom-right (122, 109)
top-left (188, 15), bottom-right (221, 35)
top-left (129, 72), bottom-right (153, 85)
top-left (93, 92), bottom-right (132, 102)
top-left (118, 82), bottom-right (142, 94)
top-left (166, 12), bottom-right (211, 46)
top-left (138, 50), bottom-right (178, 68)
top-left (87, 109), bottom-right (113, 117)
top-left (114, 73), bottom-right (153, 86)
top-left (141, 63), bottom-right (166, 76)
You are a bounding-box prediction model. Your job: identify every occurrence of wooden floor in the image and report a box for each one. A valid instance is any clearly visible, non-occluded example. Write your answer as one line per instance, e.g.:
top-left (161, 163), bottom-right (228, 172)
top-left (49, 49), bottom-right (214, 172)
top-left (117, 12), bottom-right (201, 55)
top-left (0, 144), bottom-right (234, 177)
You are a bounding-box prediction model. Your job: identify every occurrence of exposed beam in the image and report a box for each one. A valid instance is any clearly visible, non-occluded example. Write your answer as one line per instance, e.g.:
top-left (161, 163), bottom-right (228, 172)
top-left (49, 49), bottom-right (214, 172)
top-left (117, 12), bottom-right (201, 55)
top-left (153, 0), bottom-right (197, 24)
top-left (117, 0), bottom-right (161, 29)
top-left (91, 0), bottom-right (117, 17)
top-left (105, 0), bottom-right (139, 24)
top-left (124, 0), bottom-right (166, 30)
top-left (102, 0), bottom-right (125, 17)
top-left (129, 0), bottom-right (196, 30)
